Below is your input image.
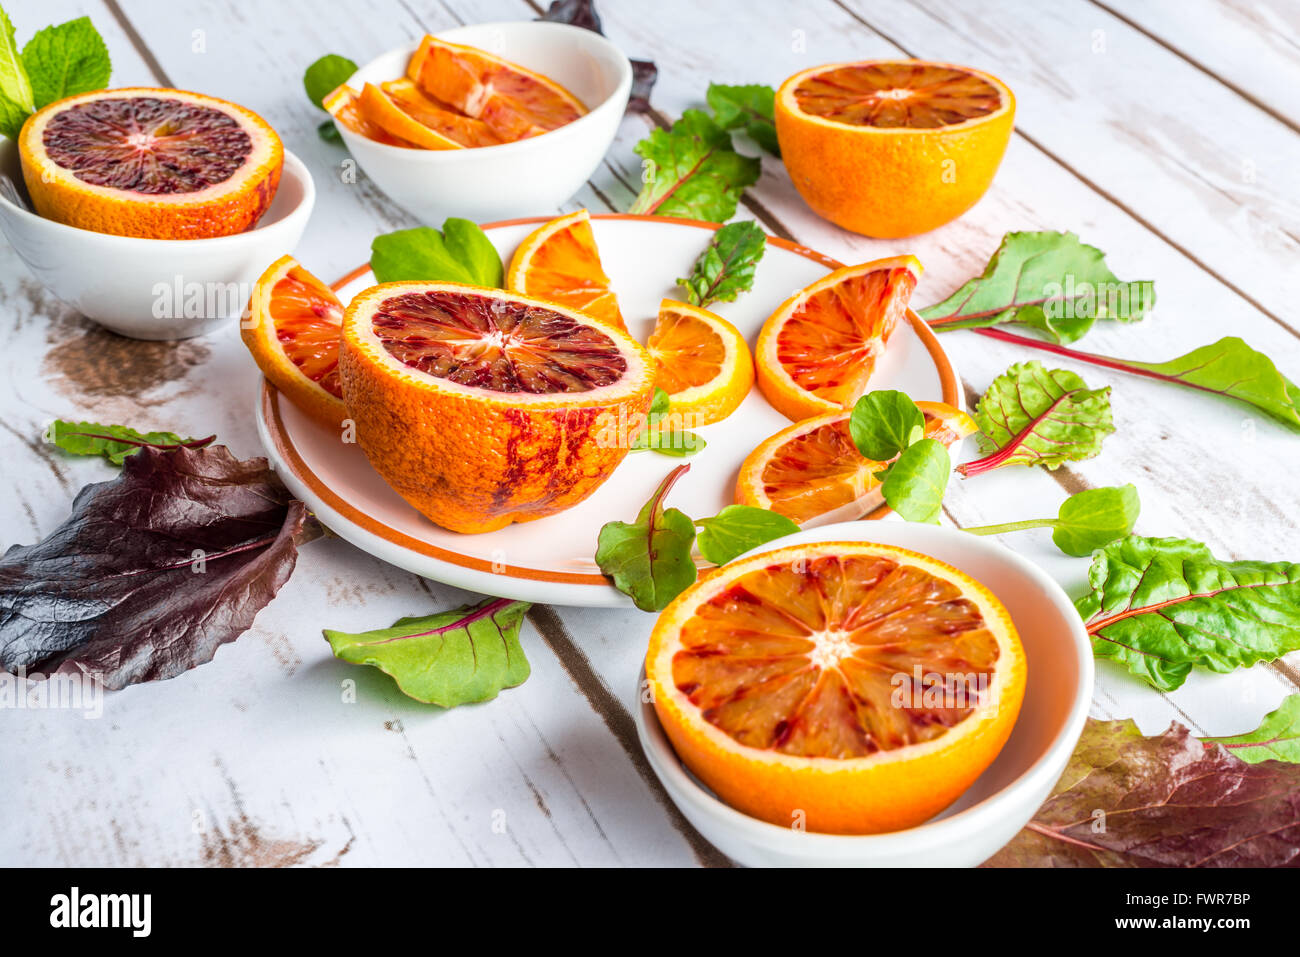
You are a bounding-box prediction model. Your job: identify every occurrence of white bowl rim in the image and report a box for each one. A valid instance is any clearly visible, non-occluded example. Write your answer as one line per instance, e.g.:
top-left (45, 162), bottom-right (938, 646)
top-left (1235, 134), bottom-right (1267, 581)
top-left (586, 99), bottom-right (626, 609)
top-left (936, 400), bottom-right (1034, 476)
top-left (636, 522), bottom-right (1094, 851)
top-left (0, 143), bottom-right (315, 249)
top-left (338, 20), bottom-right (634, 159)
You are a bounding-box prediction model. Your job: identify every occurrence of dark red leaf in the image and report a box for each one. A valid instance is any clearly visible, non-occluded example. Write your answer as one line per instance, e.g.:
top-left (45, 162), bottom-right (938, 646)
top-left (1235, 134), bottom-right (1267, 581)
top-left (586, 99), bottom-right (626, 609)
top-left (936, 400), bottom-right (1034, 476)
top-left (540, 0), bottom-right (657, 112)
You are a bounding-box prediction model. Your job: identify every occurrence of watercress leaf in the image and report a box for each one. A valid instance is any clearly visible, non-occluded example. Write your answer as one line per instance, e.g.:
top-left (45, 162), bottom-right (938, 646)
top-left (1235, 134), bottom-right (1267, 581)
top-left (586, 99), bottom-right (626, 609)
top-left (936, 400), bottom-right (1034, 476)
top-left (370, 220), bottom-right (503, 286)
top-left (1202, 694), bottom-right (1300, 764)
top-left (695, 505), bottom-right (799, 566)
top-left (46, 420), bottom-right (214, 466)
top-left (629, 109), bottom-right (760, 222)
top-left (318, 118), bottom-right (341, 142)
top-left (323, 598), bottom-right (530, 707)
top-left (1077, 535), bottom-right (1300, 691)
top-left (630, 427), bottom-right (706, 457)
top-left (1051, 484), bottom-right (1139, 557)
top-left (303, 53), bottom-right (357, 110)
top-left (881, 438), bottom-right (949, 524)
top-left (850, 390), bottom-right (926, 461)
top-left (21, 17), bottom-right (111, 109)
top-left (649, 387), bottom-right (670, 416)
top-left (960, 361), bottom-right (1114, 476)
top-left (0, 6), bottom-right (33, 115)
top-left (675, 220), bottom-right (767, 307)
top-left (985, 716), bottom-right (1300, 867)
top-left (707, 82), bottom-right (779, 156)
top-left (595, 465), bottom-right (697, 611)
top-left (918, 231), bottom-right (1154, 344)
top-left (441, 217), bottom-right (505, 288)
top-left (0, 446), bottom-right (312, 690)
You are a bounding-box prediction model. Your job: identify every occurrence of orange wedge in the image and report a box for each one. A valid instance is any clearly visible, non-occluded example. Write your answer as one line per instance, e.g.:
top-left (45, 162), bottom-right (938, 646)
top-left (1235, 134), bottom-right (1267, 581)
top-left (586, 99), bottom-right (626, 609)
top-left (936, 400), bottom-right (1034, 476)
top-left (644, 299), bottom-right (754, 426)
top-left (506, 209), bottom-right (624, 329)
top-left (323, 84), bottom-right (417, 147)
top-left (647, 540), bottom-right (1025, 833)
top-left (756, 256), bottom-right (922, 422)
top-left (242, 256), bottom-right (346, 429)
top-left (736, 401), bottom-right (974, 524)
top-left (407, 34), bottom-right (586, 141)
top-left (358, 80), bottom-right (502, 149)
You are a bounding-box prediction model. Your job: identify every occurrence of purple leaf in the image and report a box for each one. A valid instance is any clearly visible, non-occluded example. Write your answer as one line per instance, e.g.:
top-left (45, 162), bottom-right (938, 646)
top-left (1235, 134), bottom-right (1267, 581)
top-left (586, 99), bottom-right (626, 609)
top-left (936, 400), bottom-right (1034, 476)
top-left (539, 0), bottom-right (657, 112)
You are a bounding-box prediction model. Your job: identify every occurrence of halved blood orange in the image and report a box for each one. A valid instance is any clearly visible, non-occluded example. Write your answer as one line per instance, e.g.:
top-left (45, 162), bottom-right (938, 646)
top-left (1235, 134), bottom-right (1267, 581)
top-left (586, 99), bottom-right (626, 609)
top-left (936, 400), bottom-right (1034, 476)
top-left (339, 283), bottom-right (654, 534)
top-left (645, 299), bottom-right (754, 426)
top-left (647, 541), bottom-right (1025, 834)
top-left (507, 209), bottom-right (623, 329)
top-left (323, 84), bottom-right (417, 147)
top-left (736, 401), bottom-right (975, 524)
top-left (358, 79), bottom-right (502, 149)
top-left (756, 256), bottom-right (922, 422)
top-left (406, 35), bottom-right (586, 141)
top-left (776, 60), bottom-right (1015, 237)
top-left (19, 87), bottom-right (283, 239)
top-left (241, 255), bottom-right (346, 429)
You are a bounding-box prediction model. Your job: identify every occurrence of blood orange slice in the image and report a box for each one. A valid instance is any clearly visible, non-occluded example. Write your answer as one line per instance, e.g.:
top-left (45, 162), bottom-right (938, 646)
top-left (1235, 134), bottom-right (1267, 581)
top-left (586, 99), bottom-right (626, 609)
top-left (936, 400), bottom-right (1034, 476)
top-left (406, 35), bottom-right (586, 141)
top-left (358, 80), bottom-right (502, 149)
top-left (323, 84), bottom-right (417, 147)
top-left (19, 87), bottom-right (283, 239)
top-left (647, 540), bottom-right (1025, 834)
top-left (645, 299), bottom-right (754, 426)
top-left (736, 401), bottom-right (975, 524)
top-left (506, 209), bottom-right (623, 329)
top-left (241, 255), bottom-right (346, 429)
top-left (756, 256), bottom-right (922, 422)
top-left (339, 283), bottom-right (654, 534)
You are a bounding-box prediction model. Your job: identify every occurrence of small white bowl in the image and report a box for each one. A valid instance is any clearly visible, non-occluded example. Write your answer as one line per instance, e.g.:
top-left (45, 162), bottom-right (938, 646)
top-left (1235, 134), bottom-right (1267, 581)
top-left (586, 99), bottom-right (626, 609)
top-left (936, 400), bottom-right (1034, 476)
top-left (338, 21), bottom-right (632, 224)
top-left (635, 522), bottom-right (1093, 867)
top-left (0, 141), bottom-right (314, 340)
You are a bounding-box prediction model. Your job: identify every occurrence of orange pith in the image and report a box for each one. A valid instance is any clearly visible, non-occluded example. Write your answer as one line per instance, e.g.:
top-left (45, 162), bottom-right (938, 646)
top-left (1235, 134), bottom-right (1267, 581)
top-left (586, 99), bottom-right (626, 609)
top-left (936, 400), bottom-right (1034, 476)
top-left (19, 87), bottom-right (283, 239)
top-left (323, 84), bottom-right (417, 147)
top-left (506, 209), bottom-right (624, 329)
top-left (407, 34), bottom-right (586, 141)
top-left (644, 299), bottom-right (754, 426)
top-left (736, 401), bottom-right (975, 524)
top-left (647, 541), bottom-right (1025, 834)
top-left (339, 282), bottom-right (654, 534)
top-left (241, 256), bottom-right (347, 430)
top-left (756, 256), bottom-right (922, 422)
top-left (359, 79), bottom-right (503, 149)
top-left (791, 62), bottom-right (1004, 129)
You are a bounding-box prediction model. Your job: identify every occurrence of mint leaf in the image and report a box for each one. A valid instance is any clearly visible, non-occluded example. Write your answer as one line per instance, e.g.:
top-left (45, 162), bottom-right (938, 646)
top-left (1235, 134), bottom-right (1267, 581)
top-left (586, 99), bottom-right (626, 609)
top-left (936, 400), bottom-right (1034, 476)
top-left (850, 390), bottom-right (926, 461)
top-left (46, 420), bottom-right (214, 466)
top-left (707, 82), bottom-right (779, 156)
top-left (1051, 484), bottom-right (1140, 557)
top-left (879, 438), bottom-right (949, 524)
top-left (675, 220), bottom-right (767, 307)
top-left (629, 109), bottom-right (760, 222)
top-left (0, 6), bottom-right (33, 116)
top-left (695, 505), bottom-right (798, 566)
top-left (21, 17), bottom-right (110, 109)
top-left (304, 53), bottom-right (356, 110)
top-left (595, 465), bottom-right (697, 611)
top-left (1202, 695), bottom-right (1300, 764)
top-left (324, 598), bottom-right (530, 707)
top-left (370, 219), bottom-right (504, 286)
top-left (0, 92), bottom-right (27, 140)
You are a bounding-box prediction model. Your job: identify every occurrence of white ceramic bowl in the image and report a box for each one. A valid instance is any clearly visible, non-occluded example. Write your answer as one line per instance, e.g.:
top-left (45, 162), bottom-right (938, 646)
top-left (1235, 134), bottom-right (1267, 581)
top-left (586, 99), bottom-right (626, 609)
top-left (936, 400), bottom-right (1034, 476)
top-left (0, 141), bottom-right (314, 340)
top-left (338, 21), bottom-right (632, 224)
top-left (635, 522), bottom-right (1093, 867)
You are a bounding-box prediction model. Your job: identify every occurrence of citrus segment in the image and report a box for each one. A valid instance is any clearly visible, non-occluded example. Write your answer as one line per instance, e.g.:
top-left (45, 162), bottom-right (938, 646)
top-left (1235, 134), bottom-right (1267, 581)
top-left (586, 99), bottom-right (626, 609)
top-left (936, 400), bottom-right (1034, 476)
top-left (647, 541), bottom-right (1025, 834)
top-left (358, 80), bottom-right (502, 149)
top-left (339, 283), bottom-right (654, 534)
top-left (756, 256), bottom-right (922, 422)
top-left (506, 210), bottom-right (624, 329)
top-left (19, 87), bottom-right (283, 239)
top-left (323, 84), bottom-right (417, 147)
top-left (645, 299), bottom-right (754, 426)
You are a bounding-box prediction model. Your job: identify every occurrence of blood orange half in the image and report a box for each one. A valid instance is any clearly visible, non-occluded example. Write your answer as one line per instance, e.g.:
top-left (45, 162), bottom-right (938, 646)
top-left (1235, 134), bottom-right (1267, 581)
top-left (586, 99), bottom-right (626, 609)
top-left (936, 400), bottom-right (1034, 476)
top-left (19, 87), bottom-right (283, 239)
top-left (339, 283), bottom-right (654, 534)
top-left (647, 541), bottom-right (1025, 834)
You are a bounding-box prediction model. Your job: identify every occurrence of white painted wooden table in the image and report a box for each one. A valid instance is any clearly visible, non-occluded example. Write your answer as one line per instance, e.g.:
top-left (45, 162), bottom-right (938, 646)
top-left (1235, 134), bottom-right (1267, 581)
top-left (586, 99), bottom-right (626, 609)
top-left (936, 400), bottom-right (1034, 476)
top-left (3, 0), bottom-right (1299, 867)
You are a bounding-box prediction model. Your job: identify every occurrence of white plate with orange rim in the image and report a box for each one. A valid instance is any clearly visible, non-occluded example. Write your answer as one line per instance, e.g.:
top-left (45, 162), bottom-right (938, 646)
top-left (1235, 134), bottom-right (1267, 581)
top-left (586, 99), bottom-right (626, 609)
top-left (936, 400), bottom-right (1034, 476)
top-left (255, 213), bottom-right (962, 607)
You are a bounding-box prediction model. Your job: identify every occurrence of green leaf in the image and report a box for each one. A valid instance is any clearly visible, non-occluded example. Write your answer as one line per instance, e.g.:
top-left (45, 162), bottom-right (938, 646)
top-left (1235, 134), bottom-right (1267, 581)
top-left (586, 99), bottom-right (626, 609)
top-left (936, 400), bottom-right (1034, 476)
top-left (45, 420), bottom-right (214, 466)
top-left (0, 6), bottom-right (33, 116)
top-left (879, 438), bottom-right (949, 524)
top-left (303, 53), bottom-right (357, 110)
top-left (1202, 695), bottom-right (1300, 764)
top-left (318, 118), bottom-right (342, 143)
top-left (1051, 484), bottom-right (1140, 557)
top-left (918, 231), bottom-right (1154, 343)
top-left (370, 219), bottom-right (504, 287)
top-left (960, 362), bottom-right (1114, 476)
top-left (675, 220), bottom-right (767, 307)
top-left (323, 598), bottom-right (530, 707)
top-left (695, 505), bottom-right (799, 566)
top-left (0, 92), bottom-right (27, 140)
top-left (21, 17), bottom-right (111, 109)
top-left (1077, 535), bottom-right (1300, 691)
top-left (707, 82), bottom-right (779, 156)
top-left (595, 465), bottom-right (698, 611)
top-left (629, 109), bottom-right (760, 222)
top-left (850, 390), bottom-right (926, 461)
top-left (629, 388), bottom-right (706, 457)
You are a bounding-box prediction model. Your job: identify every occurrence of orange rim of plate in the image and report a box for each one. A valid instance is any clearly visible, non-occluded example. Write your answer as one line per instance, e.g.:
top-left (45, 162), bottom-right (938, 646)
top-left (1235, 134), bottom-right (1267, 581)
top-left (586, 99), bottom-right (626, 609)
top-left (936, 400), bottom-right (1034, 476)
top-left (260, 213), bottom-right (961, 587)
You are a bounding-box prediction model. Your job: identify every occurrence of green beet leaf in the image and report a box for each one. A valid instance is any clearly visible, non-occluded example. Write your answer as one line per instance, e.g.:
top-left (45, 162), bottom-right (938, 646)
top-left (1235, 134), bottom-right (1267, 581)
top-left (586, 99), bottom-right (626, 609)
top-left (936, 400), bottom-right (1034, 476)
top-left (21, 16), bottom-right (110, 109)
top-left (303, 53), bottom-right (357, 110)
top-left (706, 82), bottom-right (779, 156)
top-left (695, 505), bottom-right (799, 566)
top-left (1202, 695), bottom-right (1300, 764)
top-left (879, 438), bottom-right (950, 524)
top-left (371, 219), bottom-right (504, 287)
top-left (675, 220), bottom-right (767, 307)
top-left (47, 420), bottom-right (214, 466)
top-left (1077, 535), bottom-right (1300, 691)
top-left (323, 598), bottom-right (531, 707)
top-left (595, 465), bottom-right (698, 611)
top-left (850, 390), bottom-right (926, 461)
top-left (629, 109), bottom-right (760, 222)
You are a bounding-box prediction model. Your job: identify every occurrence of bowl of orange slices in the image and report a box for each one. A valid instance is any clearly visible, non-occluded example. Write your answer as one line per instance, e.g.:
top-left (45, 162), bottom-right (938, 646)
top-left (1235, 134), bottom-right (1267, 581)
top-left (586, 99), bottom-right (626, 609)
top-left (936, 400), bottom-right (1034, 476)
top-left (636, 521), bottom-right (1093, 866)
top-left (327, 21), bottom-right (632, 224)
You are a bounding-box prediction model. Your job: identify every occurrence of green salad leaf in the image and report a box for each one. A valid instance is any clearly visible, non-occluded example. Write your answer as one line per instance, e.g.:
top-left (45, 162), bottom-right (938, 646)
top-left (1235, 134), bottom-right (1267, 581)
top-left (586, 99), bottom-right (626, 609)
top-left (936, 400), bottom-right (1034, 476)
top-left (370, 219), bottom-right (504, 286)
top-left (879, 438), bottom-right (950, 524)
top-left (1202, 695), bottom-right (1300, 764)
top-left (966, 485), bottom-right (1140, 557)
top-left (675, 220), bottom-right (767, 307)
top-left (21, 16), bottom-right (110, 109)
top-left (695, 505), bottom-right (799, 566)
top-left (850, 390), bottom-right (927, 461)
top-left (629, 109), bottom-right (760, 222)
top-left (706, 82), bottom-right (779, 156)
top-left (0, 6), bottom-right (33, 118)
top-left (629, 388), bottom-right (706, 457)
top-left (595, 465), bottom-right (698, 611)
top-left (303, 53), bottom-right (356, 110)
top-left (46, 420), bottom-right (215, 466)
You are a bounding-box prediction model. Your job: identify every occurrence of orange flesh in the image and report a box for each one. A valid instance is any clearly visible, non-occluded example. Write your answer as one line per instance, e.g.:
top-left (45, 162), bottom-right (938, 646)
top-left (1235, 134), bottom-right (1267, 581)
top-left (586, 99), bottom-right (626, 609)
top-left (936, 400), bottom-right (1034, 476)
top-left (776, 265), bottom-right (917, 407)
top-left (793, 63), bottom-right (1003, 129)
top-left (378, 79), bottom-right (502, 147)
top-left (271, 272), bottom-right (345, 398)
top-left (673, 554), bottom-right (999, 757)
top-left (517, 219), bottom-right (622, 328)
top-left (325, 86), bottom-right (416, 147)
top-left (646, 309), bottom-right (727, 392)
